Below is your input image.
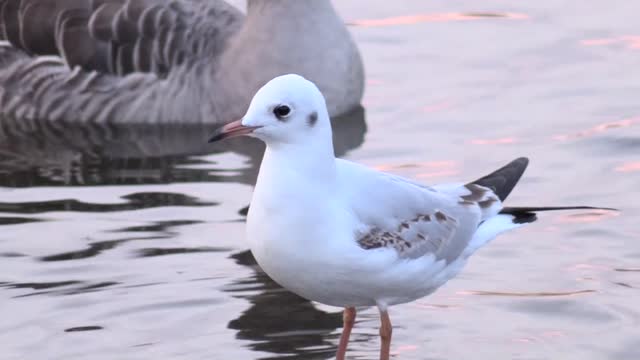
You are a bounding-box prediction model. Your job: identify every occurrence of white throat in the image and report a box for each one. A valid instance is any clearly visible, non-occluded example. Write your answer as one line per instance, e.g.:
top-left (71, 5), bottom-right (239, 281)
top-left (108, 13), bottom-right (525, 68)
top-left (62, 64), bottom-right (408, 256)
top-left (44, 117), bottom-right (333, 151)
top-left (259, 119), bottom-right (337, 190)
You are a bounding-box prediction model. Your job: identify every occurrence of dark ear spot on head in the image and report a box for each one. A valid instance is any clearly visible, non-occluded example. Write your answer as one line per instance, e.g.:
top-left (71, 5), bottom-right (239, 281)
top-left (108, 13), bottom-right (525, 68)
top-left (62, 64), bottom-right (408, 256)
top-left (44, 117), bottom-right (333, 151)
top-left (307, 111), bottom-right (318, 127)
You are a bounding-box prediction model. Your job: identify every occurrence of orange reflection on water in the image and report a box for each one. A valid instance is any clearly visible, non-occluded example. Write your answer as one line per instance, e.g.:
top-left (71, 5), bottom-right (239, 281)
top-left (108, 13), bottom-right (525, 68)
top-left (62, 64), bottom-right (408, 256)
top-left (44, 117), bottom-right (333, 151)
top-left (422, 100), bottom-right (454, 113)
top-left (470, 137), bottom-right (519, 145)
top-left (513, 337), bottom-right (535, 344)
top-left (615, 161), bottom-right (640, 173)
top-left (552, 116), bottom-right (640, 141)
top-left (581, 35), bottom-right (640, 50)
top-left (416, 161), bottom-right (458, 179)
top-left (373, 161), bottom-right (459, 180)
top-left (542, 331), bottom-right (567, 339)
top-left (394, 345), bottom-right (418, 355)
top-left (512, 330), bottom-right (567, 344)
top-left (458, 289), bottom-right (595, 297)
top-left (416, 169), bottom-right (459, 179)
top-left (512, 331), bottom-right (567, 345)
top-left (350, 12), bottom-right (528, 27)
top-left (567, 263), bottom-right (610, 272)
top-left (554, 210), bottom-right (619, 224)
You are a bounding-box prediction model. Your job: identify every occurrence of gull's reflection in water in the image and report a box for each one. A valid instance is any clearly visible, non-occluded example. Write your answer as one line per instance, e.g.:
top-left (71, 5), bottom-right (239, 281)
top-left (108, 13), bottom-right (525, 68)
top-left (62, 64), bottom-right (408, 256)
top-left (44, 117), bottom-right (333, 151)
top-left (0, 106), bottom-right (367, 187)
top-left (227, 250), bottom-right (343, 360)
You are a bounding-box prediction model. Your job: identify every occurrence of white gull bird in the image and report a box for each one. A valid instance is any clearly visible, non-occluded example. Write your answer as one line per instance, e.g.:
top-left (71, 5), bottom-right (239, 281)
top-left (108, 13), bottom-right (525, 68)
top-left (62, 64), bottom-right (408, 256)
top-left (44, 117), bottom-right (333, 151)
top-left (208, 74), bottom-right (607, 360)
top-left (0, 0), bottom-right (363, 125)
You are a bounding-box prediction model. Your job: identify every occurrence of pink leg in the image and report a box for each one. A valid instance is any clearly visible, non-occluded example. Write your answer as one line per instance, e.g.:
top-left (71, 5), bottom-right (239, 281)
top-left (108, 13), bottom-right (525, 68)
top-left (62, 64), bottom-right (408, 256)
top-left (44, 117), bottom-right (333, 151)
top-left (336, 307), bottom-right (356, 360)
top-left (378, 308), bottom-right (392, 360)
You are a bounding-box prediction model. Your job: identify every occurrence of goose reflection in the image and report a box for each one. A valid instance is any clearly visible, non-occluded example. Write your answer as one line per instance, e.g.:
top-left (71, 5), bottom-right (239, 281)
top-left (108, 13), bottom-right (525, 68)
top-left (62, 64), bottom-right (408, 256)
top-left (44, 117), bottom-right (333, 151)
top-left (0, 106), bottom-right (366, 187)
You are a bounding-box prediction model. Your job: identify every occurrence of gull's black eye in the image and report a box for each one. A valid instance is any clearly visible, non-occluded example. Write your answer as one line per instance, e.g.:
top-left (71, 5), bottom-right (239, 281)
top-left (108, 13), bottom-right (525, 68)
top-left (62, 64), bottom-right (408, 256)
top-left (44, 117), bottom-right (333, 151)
top-left (273, 105), bottom-right (291, 120)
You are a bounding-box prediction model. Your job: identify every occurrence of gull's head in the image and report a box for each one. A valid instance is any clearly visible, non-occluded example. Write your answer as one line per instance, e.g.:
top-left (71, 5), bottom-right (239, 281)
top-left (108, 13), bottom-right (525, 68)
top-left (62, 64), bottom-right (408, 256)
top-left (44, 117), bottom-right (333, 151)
top-left (209, 74), bottom-right (331, 146)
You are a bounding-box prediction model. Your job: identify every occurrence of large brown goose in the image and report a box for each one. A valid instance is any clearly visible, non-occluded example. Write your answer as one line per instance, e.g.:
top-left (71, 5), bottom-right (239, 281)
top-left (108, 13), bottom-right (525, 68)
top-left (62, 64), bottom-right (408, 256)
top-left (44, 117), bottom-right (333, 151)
top-left (0, 0), bottom-right (364, 126)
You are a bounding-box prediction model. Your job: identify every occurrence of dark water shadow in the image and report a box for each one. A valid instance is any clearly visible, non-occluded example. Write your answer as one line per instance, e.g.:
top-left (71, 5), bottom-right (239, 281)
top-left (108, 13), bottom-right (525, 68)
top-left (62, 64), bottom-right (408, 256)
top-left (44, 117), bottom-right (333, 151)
top-left (0, 106), bottom-right (367, 188)
top-left (2, 280), bottom-right (120, 298)
top-left (39, 220), bottom-right (209, 262)
top-left (0, 192), bottom-right (216, 214)
top-left (225, 250), bottom-right (343, 360)
top-left (0, 216), bottom-right (42, 225)
top-left (0, 220), bottom-right (227, 298)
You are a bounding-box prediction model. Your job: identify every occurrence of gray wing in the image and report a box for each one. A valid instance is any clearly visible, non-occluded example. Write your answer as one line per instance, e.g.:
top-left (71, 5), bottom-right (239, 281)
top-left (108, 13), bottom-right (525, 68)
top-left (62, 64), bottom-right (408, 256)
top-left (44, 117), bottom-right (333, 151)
top-left (0, 0), bottom-right (242, 125)
top-left (340, 160), bottom-right (503, 263)
top-left (356, 210), bottom-right (462, 262)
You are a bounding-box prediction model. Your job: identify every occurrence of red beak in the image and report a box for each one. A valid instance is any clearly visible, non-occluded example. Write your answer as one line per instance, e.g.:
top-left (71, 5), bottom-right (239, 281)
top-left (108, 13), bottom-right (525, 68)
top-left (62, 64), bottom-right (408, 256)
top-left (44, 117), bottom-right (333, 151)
top-left (208, 120), bottom-right (261, 142)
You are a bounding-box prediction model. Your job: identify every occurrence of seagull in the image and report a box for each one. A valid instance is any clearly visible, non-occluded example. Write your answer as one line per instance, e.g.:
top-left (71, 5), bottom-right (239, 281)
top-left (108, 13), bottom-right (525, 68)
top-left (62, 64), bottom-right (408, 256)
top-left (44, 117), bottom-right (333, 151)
top-left (208, 74), bottom-right (610, 360)
top-left (0, 0), bottom-right (363, 126)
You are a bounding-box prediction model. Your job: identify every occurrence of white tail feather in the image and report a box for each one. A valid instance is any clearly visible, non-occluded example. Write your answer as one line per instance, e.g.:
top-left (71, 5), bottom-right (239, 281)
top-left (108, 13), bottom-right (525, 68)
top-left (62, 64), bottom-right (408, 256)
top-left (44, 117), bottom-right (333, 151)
top-left (463, 214), bottom-right (523, 257)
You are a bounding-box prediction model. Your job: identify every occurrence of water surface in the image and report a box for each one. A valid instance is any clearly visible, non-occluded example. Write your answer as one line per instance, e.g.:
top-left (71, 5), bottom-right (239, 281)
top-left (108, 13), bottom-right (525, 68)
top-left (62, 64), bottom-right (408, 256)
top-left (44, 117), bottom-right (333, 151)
top-left (1, 1), bottom-right (639, 359)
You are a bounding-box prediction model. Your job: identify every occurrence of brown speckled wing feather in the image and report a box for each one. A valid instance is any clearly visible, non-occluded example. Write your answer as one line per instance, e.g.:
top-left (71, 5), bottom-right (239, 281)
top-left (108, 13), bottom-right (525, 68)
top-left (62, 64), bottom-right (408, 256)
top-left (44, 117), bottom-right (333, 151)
top-left (356, 210), bottom-right (459, 261)
top-left (342, 160), bottom-right (511, 264)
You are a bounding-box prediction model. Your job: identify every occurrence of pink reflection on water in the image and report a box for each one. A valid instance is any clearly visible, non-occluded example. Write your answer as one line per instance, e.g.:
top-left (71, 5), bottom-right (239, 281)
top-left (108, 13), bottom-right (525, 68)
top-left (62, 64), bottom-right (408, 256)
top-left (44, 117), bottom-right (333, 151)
top-left (417, 161), bottom-right (458, 179)
top-left (350, 12), bottom-right (528, 27)
top-left (615, 162), bottom-right (640, 173)
top-left (416, 169), bottom-right (459, 179)
top-left (567, 263), bottom-right (610, 272)
top-left (512, 331), bottom-right (567, 344)
top-left (470, 137), bottom-right (519, 145)
top-left (422, 100), bottom-right (454, 113)
top-left (581, 35), bottom-right (640, 50)
top-left (457, 289), bottom-right (595, 297)
top-left (394, 345), bottom-right (418, 355)
top-left (513, 337), bottom-right (536, 344)
top-left (367, 78), bottom-right (384, 86)
top-left (554, 210), bottom-right (619, 224)
top-left (552, 116), bottom-right (640, 141)
top-left (373, 160), bottom-right (458, 179)
top-left (542, 331), bottom-right (566, 338)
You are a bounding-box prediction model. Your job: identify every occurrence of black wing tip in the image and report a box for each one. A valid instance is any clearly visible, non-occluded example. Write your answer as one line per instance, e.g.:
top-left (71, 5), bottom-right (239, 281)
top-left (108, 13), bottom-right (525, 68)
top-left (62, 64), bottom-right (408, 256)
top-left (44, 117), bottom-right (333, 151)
top-left (513, 156), bottom-right (529, 165)
top-left (470, 157), bottom-right (530, 202)
top-left (511, 212), bottom-right (537, 224)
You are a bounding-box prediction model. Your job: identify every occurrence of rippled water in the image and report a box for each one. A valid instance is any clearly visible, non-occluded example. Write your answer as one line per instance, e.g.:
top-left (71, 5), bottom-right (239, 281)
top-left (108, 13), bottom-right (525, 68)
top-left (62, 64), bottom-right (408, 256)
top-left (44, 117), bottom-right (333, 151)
top-left (1, 1), bottom-right (639, 359)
